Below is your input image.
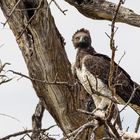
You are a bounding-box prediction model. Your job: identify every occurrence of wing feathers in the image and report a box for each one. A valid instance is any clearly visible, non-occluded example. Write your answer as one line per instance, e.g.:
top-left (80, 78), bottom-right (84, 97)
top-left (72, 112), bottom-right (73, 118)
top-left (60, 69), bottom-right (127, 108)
top-left (83, 53), bottom-right (140, 115)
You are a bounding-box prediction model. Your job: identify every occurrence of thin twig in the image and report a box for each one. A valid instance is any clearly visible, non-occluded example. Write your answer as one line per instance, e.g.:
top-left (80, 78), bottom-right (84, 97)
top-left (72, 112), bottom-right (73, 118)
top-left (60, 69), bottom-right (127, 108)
top-left (17, 0), bottom-right (43, 40)
top-left (104, 120), bottom-right (121, 139)
top-left (9, 70), bottom-right (73, 87)
top-left (62, 120), bottom-right (97, 140)
top-left (3, 0), bottom-right (22, 26)
top-left (0, 63), bottom-right (10, 73)
top-left (77, 109), bottom-right (121, 139)
top-left (16, 7), bottom-right (40, 11)
top-left (0, 63), bottom-right (12, 84)
top-left (106, 1), bottom-right (124, 139)
top-left (77, 108), bottom-right (106, 119)
top-left (104, 104), bottom-right (122, 139)
top-left (119, 85), bottom-right (139, 113)
top-left (112, 107), bottom-right (120, 129)
top-left (0, 125), bottom-right (56, 140)
top-left (114, 52), bottom-right (126, 83)
top-left (0, 113), bottom-right (20, 122)
top-left (117, 51), bottom-right (126, 66)
top-left (108, 0), bottom-right (123, 95)
top-left (86, 76), bottom-right (118, 104)
top-left (0, 78), bottom-right (12, 85)
top-left (52, 0), bottom-right (68, 15)
top-left (106, 103), bottom-right (115, 122)
top-left (135, 116), bottom-right (140, 133)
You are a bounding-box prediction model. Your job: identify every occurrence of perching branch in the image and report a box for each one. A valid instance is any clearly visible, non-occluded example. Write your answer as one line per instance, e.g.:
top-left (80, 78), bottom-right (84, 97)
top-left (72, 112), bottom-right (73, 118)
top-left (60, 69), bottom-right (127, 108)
top-left (0, 0), bottom-right (97, 139)
top-left (73, 108), bottom-right (140, 140)
top-left (62, 120), bottom-right (99, 140)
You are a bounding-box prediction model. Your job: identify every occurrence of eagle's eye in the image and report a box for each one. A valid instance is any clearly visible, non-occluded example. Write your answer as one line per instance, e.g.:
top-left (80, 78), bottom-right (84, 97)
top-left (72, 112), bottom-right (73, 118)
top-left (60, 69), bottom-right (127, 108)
top-left (84, 36), bottom-right (89, 41)
top-left (75, 36), bottom-right (80, 40)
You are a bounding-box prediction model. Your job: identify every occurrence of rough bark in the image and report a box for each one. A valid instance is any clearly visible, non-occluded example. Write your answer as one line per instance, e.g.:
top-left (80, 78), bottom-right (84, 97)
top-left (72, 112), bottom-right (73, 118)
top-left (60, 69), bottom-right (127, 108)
top-left (65, 0), bottom-right (140, 27)
top-left (0, 0), bottom-right (101, 139)
top-left (1, 0), bottom-right (139, 139)
top-left (31, 101), bottom-right (45, 140)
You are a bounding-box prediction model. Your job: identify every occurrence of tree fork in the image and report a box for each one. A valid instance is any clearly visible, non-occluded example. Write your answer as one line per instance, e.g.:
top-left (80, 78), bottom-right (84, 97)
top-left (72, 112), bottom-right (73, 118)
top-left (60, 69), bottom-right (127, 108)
top-left (0, 0), bottom-right (101, 139)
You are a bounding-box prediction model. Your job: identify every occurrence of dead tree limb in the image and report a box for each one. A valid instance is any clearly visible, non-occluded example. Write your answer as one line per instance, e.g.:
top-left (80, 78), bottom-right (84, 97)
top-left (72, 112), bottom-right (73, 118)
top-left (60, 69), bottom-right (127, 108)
top-left (0, 125), bottom-right (56, 140)
top-left (65, 0), bottom-right (140, 27)
top-left (135, 117), bottom-right (140, 133)
top-left (0, 0), bottom-right (97, 139)
top-left (31, 101), bottom-right (45, 139)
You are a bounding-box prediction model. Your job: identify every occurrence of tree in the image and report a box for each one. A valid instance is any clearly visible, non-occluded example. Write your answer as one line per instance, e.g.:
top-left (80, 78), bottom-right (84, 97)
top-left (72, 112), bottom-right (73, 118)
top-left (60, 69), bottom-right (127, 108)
top-left (0, 0), bottom-right (140, 139)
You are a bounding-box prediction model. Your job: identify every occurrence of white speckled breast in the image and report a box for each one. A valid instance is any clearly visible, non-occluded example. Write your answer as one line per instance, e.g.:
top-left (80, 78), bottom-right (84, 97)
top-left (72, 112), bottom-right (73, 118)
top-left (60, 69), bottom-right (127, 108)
top-left (76, 63), bottom-right (112, 108)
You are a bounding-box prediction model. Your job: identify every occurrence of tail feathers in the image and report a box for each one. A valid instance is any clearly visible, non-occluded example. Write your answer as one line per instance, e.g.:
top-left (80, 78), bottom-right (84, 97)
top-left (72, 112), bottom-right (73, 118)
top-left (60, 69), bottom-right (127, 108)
top-left (130, 82), bottom-right (140, 116)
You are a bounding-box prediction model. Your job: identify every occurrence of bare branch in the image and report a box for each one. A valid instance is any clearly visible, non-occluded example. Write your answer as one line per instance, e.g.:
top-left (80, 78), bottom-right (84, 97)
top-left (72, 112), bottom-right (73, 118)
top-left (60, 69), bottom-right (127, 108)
top-left (135, 117), bottom-right (140, 133)
top-left (119, 130), bottom-right (140, 140)
top-left (62, 120), bottom-right (99, 140)
top-left (77, 109), bottom-right (140, 140)
top-left (77, 108), bottom-right (105, 119)
top-left (108, 0), bottom-right (123, 95)
top-left (0, 113), bottom-right (20, 122)
top-left (2, 0), bottom-right (21, 26)
top-left (0, 62), bottom-right (12, 85)
top-left (0, 125), bottom-right (56, 140)
top-left (0, 78), bottom-right (12, 85)
top-left (0, 62), bottom-right (10, 72)
top-left (117, 51), bottom-right (126, 66)
top-left (9, 70), bottom-right (73, 87)
top-left (86, 76), bottom-right (119, 104)
top-left (17, 0), bottom-right (43, 40)
top-left (51, 0), bottom-right (68, 15)
top-left (31, 101), bottom-right (45, 139)
top-left (65, 0), bottom-right (140, 27)
top-left (105, 104), bottom-right (121, 139)
top-left (119, 85), bottom-right (139, 113)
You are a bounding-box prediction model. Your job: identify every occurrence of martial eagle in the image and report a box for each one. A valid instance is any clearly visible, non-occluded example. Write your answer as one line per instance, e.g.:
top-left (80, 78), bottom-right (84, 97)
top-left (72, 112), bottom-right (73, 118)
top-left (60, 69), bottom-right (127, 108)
top-left (72, 28), bottom-right (140, 116)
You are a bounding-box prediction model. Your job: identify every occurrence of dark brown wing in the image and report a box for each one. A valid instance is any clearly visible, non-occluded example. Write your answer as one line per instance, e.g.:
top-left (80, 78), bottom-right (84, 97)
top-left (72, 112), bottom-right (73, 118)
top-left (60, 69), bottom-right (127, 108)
top-left (83, 53), bottom-right (140, 108)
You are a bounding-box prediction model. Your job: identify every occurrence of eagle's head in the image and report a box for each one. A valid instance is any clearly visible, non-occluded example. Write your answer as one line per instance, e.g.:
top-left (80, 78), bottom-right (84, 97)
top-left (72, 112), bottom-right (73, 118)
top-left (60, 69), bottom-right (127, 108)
top-left (72, 28), bottom-right (91, 49)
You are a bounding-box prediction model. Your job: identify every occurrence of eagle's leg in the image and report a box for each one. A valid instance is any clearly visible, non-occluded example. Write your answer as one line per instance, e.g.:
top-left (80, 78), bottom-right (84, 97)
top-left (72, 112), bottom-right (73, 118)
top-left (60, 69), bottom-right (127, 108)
top-left (91, 92), bottom-right (111, 118)
top-left (97, 97), bottom-right (111, 111)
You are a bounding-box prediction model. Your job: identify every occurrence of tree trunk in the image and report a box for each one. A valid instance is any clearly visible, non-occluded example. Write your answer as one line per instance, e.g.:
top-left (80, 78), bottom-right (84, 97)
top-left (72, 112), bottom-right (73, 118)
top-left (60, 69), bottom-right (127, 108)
top-left (0, 0), bottom-right (105, 139)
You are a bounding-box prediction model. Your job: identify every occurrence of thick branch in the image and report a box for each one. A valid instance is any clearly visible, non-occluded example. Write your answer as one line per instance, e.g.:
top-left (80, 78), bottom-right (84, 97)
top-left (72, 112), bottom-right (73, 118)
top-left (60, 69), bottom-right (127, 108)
top-left (31, 101), bottom-right (45, 139)
top-left (65, 0), bottom-right (140, 27)
top-left (0, 0), bottom-right (97, 139)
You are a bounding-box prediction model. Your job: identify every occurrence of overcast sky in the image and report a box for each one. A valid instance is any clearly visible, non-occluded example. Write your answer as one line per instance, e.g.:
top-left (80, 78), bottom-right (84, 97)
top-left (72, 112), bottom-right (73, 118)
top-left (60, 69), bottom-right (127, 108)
top-left (0, 0), bottom-right (140, 139)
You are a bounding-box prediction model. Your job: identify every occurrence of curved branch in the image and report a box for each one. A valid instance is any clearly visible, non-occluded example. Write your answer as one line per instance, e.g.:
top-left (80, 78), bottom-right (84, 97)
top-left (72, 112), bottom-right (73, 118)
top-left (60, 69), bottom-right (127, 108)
top-left (0, 0), bottom-right (97, 139)
top-left (65, 0), bottom-right (140, 27)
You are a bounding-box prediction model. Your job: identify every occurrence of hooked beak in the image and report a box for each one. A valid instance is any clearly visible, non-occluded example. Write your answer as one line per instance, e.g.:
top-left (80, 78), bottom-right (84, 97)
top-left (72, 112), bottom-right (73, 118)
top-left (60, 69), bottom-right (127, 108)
top-left (79, 36), bottom-right (85, 43)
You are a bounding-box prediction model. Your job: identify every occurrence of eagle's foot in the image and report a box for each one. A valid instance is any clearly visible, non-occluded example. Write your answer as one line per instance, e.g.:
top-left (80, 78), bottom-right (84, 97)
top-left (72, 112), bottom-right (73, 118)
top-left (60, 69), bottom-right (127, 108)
top-left (92, 108), bottom-right (106, 118)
